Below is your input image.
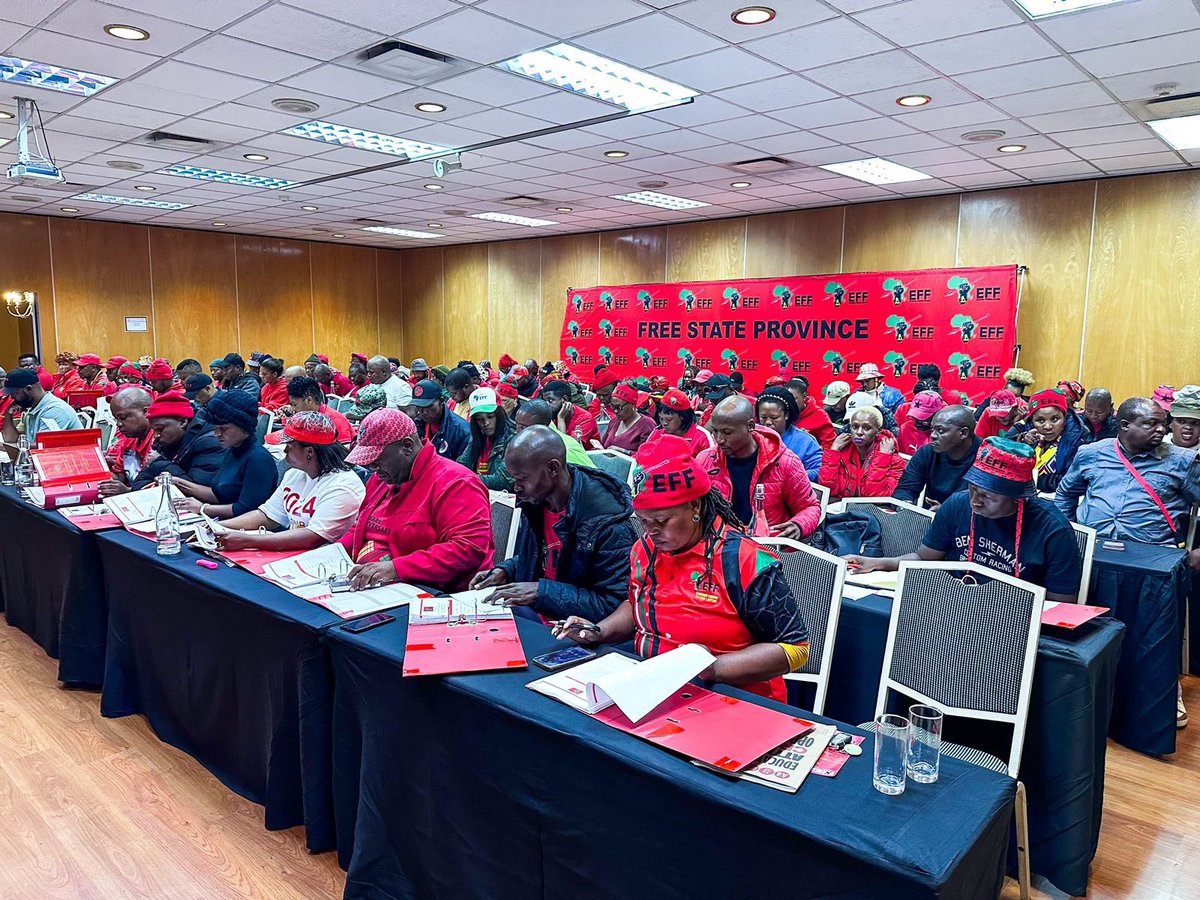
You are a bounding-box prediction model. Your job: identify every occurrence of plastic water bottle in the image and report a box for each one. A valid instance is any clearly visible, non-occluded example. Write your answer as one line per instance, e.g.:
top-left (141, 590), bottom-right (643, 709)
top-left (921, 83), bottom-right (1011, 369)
top-left (14, 435), bottom-right (34, 487)
top-left (752, 484), bottom-right (771, 538)
top-left (155, 472), bottom-right (182, 557)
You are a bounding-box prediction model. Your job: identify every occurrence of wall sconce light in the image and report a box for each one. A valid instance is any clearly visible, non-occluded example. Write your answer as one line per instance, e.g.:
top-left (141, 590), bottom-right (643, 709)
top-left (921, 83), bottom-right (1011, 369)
top-left (3, 291), bottom-right (37, 319)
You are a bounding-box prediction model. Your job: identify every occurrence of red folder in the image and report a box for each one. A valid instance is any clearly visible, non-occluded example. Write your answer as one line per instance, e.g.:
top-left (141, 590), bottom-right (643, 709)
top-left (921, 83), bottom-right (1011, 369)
top-left (29, 443), bottom-right (109, 509)
top-left (593, 687), bottom-right (812, 772)
top-left (35, 428), bottom-right (103, 450)
top-left (402, 619), bottom-right (527, 676)
top-left (56, 506), bottom-right (123, 531)
top-left (1041, 603), bottom-right (1107, 630)
top-left (66, 389), bottom-right (105, 410)
top-left (217, 547), bottom-right (303, 576)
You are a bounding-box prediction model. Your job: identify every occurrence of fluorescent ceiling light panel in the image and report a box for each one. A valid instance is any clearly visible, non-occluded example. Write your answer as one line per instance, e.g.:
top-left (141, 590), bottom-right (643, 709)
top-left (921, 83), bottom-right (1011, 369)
top-left (612, 190), bottom-right (710, 210)
top-left (362, 226), bottom-right (443, 239)
top-left (819, 157), bottom-right (932, 185)
top-left (1148, 115), bottom-right (1200, 151)
top-left (496, 43), bottom-right (697, 112)
top-left (469, 212), bottom-right (557, 227)
top-left (163, 165), bottom-right (297, 190)
top-left (1010, 0), bottom-right (1133, 17)
top-left (73, 192), bottom-right (191, 210)
top-left (0, 55), bottom-right (117, 97)
top-left (284, 121), bottom-right (451, 159)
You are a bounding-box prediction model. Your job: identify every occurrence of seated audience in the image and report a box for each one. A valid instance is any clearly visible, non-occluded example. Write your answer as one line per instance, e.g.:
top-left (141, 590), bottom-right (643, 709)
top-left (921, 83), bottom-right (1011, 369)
top-left (854, 362), bottom-right (903, 414)
top-left (678, 365), bottom-right (699, 398)
top-left (258, 358), bottom-right (289, 411)
top-left (130, 390), bottom-right (224, 490)
top-left (1082, 387), bottom-right (1119, 443)
top-left (893, 406), bottom-right (981, 509)
top-left (846, 438), bottom-right (1082, 603)
top-left (103, 355), bottom-right (128, 397)
top-left (897, 391), bottom-right (947, 455)
top-left (823, 380), bottom-right (851, 429)
top-left (445, 367), bottom-right (474, 419)
top-left (145, 358), bottom-right (178, 397)
top-left (367, 355), bottom-right (412, 409)
top-left (209, 358), bottom-right (226, 383)
top-left (1057, 379), bottom-right (1085, 410)
top-left (174, 390), bottom-right (278, 517)
top-left (914, 363), bottom-right (962, 407)
top-left (219, 353), bottom-right (261, 401)
top-left (269, 376), bottom-right (353, 443)
top-left (51, 351), bottom-right (84, 398)
top-left (184, 374), bottom-right (220, 411)
top-left (698, 396), bottom-right (821, 540)
top-left (471, 425), bottom-right (633, 620)
top-left (410, 378), bottom-right (470, 460)
top-left (244, 352), bottom-right (266, 385)
top-left (2, 368), bottom-right (82, 458)
top-left (818, 405), bottom-right (905, 500)
top-left (409, 358), bottom-right (430, 385)
top-left (340, 409), bottom-right (493, 592)
top-left (756, 387), bottom-right (821, 481)
top-left (975, 389), bottom-right (1025, 439)
top-left (513, 399), bottom-right (595, 468)
top-left (100, 387), bottom-right (155, 492)
top-left (540, 379), bottom-right (601, 448)
top-left (347, 383), bottom-right (387, 423)
top-left (698, 374), bottom-right (736, 426)
top-left (458, 387), bottom-right (516, 491)
top-left (210, 412), bottom-right (365, 548)
top-left (1166, 385), bottom-right (1200, 450)
top-left (975, 367), bottom-right (1036, 422)
top-left (497, 380), bottom-right (520, 418)
top-left (1022, 388), bottom-right (1086, 493)
top-left (556, 435), bottom-right (809, 703)
top-left (648, 388), bottom-right (711, 458)
top-left (589, 368), bottom-right (620, 418)
top-left (785, 376), bottom-right (836, 449)
top-left (601, 383), bottom-right (656, 454)
top-left (845, 389), bottom-right (898, 432)
top-left (346, 360), bottom-right (368, 398)
top-left (73, 353), bottom-right (106, 390)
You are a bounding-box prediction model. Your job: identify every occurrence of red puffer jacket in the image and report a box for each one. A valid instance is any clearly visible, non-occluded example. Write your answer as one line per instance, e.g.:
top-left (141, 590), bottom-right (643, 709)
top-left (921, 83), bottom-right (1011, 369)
top-left (697, 426), bottom-right (822, 537)
top-left (795, 396), bottom-right (837, 450)
top-left (818, 430), bottom-right (906, 500)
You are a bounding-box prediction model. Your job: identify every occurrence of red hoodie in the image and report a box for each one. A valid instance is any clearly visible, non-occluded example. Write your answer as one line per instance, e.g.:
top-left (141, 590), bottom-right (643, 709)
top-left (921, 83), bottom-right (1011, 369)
top-left (818, 430), bottom-right (906, 500)
top-left (697, 426), bottom-right (822, 537)
top-left (795, 396), bottom-right (837, 450)
top-left (339, 441), bottom-right (494, 592)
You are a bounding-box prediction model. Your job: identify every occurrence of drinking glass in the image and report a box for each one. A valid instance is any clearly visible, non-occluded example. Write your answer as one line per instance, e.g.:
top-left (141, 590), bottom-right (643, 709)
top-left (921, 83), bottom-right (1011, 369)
top-left (873, 713), bottom-right (909, 795)
top-left (907, 705), bottom-right (944, 784)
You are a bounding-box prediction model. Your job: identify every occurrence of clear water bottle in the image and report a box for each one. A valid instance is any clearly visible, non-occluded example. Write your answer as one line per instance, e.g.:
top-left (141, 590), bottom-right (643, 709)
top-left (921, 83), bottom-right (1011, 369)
top-left (155, 472), bottom-right (182, 557)
top-left (751, 483), bottom-right (771, 538)
top-left (14, 435), bottom-right (34, 487)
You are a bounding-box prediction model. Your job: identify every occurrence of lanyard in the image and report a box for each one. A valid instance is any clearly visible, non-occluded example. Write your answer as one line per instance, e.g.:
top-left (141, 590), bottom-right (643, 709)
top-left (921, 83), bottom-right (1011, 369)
top-left (1113, 442), bottom-right (1176, 532)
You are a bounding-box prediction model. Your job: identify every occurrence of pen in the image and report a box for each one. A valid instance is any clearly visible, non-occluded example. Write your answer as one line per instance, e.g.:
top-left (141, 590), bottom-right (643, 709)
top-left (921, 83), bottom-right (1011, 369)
top-left (550, 620), bottom-right (601, 634)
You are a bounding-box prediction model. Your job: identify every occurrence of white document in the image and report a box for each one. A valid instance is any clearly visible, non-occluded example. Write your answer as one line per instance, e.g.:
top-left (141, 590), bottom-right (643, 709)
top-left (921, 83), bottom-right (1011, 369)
top-left (411, 590), bottom-right (512, 624)
top-left (292, 580), bottom-right (425, 618)
top-left (845, 569), bottom-right (899, 592)
top-left (103, 484), bottom-right (194, 527)
top-left (527, 653), bottom-right (638, 714)
top-left (260, 542), bottom-right (353, 588)
top-left (586, 643), bottom-right (716, 724)
top-left (841, 584), bottom-right (877, 600)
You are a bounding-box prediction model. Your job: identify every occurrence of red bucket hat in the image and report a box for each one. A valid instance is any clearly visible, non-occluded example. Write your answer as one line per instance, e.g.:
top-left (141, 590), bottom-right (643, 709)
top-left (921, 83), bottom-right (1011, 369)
top-left (103, 355), bottom-right (128, 369)
top-left (498, 353), bottom-right (517, 369)
top-left (1055, 380), bottom-right (1084, 402)
top-left (963, 437), bottom-right (1036, 499)
top-left (496, 381), bottom-right (518, 400)
top-left (632, 435), bottom-right (711, 510)
top-left (146, 390), bottom-right (194, 420)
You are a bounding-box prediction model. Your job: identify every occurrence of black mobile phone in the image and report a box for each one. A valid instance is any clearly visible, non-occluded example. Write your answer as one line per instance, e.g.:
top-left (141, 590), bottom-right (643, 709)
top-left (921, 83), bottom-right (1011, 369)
top-left (341, 613), bottom-right (395, 633)
top-left (533, 646), bottom-right (597, 671)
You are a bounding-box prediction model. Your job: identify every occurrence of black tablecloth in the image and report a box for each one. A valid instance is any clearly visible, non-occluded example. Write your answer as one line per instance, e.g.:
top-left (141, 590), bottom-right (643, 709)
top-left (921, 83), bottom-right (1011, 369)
top-left (324, 613), bottom-right (1015, 900)
top-left (1088, 542), bottom-right (1187, 757)
top-left (0, 485), bottom-right (108, 684)
top-left (97, 530), bottom-right (340, 851)
top-left (811, 591), bottom-right (1122, 897)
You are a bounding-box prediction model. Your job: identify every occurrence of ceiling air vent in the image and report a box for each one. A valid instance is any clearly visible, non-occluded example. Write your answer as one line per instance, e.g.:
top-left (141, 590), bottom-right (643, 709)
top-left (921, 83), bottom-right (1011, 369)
top-left (728, 156), bottom-right (794, 174)
top-left (354, 218), bottom-right (389, 226)
top-left (358, 40), bottom-right (470, 83)
top-left (140, 131), bottom-right (216, 152)
top-left (1138, 89), bottom-right (1200, 120)
top-left (500, 195), bottom-right (545, 207)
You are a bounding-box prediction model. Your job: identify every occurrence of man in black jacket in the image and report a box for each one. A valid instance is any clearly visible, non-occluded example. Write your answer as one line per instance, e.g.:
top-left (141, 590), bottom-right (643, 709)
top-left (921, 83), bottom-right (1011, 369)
top-left (131, 390), bottom-right (226, 489)
top-left (470, 426), bottom-right (634, 621)
top-left (893, 406), bottom-right (980, 510)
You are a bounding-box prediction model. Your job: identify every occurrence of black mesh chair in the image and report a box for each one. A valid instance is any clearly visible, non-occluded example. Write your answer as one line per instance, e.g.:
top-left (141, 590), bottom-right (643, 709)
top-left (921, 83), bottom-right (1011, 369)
top-left (587, 449), bottom-right (634, 487)
top-left (756, 537), bottom-right (846, 714)
top-left (865, 561), bottom-right (1043, 900)
top-left (841, 498), bottom-right (934, 557)
top-left (489, 495), bottom-right (522, 562)
top-left (628, 510), bottom-right (644, 541)
top-left (1071, 522), bottom-right (1096, 603)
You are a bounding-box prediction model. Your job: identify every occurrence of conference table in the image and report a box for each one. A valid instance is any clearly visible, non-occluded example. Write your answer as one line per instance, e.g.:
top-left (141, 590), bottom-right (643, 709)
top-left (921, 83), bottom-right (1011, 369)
top-left (0, 485), bottom-right (108, 684)
top-left (324, 612), bottom-right (1016, 900)
top-left (808, 591), bottom-right (1123, 898)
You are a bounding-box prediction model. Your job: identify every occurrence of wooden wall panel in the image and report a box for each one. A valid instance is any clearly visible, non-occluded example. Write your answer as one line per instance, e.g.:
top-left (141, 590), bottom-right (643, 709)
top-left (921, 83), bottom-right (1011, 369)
top-left (149, 227), bottom-right (238, 366)
top-left (0, 213), bottom-right (54, 362)
top-left (441, 244), bottom-right (489, 366)
top-left (49, 219), bottom-right (154, 360)
top-left (312, 242), bottom-right (378, 369)
top-left (376, 250), bottom-right (404, 361)
top-left (959, 181), bottom-right (1096, 388)
top-left (599, 227), bottom-right (666, 286)
top-left (399, 248), bottom-right (444, 366)
top-left (234, 236), bottom-right (312, 367)
top-left (540, 233), bottom-right (598, 364)
top-left (745, 207), bottom-right (845, 278)
top-left (1084, 170), bottom-right (1200, 401)
top-left (487, 239), bottom-right (542, 363)
top-left (666, 218), bottom-right (745, 282)
top-left (842, 195), bottom-right (959, 273)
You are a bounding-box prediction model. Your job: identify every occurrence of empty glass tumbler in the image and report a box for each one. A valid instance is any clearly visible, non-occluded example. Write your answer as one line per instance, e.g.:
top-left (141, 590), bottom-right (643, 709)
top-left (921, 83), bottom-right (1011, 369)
top-left (873, 714), bottom-right (910, 796)
top-left (907, 705), bottom-right (944, 784)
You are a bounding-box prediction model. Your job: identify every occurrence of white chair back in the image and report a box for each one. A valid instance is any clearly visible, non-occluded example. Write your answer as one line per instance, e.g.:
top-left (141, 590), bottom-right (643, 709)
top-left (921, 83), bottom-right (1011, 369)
top-left (810, 482), bottom-right (830, 524)
top-left (1070, 522), bottom-right (1096, 603)
top-left (587, 448), bottom-right (635, 488)
top-left (489, 493), bottom-right (522, 562)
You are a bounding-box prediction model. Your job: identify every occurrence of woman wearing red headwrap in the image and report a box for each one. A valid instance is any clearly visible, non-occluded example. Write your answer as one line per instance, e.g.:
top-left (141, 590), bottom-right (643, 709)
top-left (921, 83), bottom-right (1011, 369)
top-left (1020, 388), bottom-right (1086, 493)
top-left (600, 383), bottom-right (656, 454)
top-left (555, 435), bottom-right (809, 703)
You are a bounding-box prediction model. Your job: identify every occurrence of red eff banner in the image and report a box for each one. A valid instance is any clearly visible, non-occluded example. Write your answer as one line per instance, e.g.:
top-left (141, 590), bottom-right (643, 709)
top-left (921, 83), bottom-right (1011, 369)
top-left (560, 266), bottom-right (1018, 400)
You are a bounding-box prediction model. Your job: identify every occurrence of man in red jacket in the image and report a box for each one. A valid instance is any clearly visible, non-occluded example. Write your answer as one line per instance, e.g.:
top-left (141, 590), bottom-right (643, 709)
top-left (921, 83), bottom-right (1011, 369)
top-left (342, 409), bottom-right (494, 592)
top-left (785, 376), bottom-right (837, 449)
top-left (696, 397), bottom-right (821, 540)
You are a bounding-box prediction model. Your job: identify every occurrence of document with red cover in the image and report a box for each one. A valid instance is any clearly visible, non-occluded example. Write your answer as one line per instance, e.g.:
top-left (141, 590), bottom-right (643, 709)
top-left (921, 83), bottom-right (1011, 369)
top-left (56, 503), bottom-right (123, 531)
top-left (217, 547), bottom-right (303, 576)
top-left (1041, 602), bottom-right (1107, 630)
top-left (402, 618), bottom-right (527, 677)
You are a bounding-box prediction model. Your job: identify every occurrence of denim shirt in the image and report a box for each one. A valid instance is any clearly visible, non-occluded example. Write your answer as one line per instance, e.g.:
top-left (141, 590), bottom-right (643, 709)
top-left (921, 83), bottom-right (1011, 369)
top-left (1055, 438), bottom-right (1200, 545)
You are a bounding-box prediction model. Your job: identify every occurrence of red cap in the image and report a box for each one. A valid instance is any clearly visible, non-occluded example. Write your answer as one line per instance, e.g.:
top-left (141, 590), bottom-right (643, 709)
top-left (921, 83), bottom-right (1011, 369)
top-left (1029, 388), bottom-right (1068, 413)
top-left (510, 364), bottom-right (530, 379)
top-left (103, 355), bottom-right (127, 369)
top-left (612, 383), bottom-right (639, 405)
top-left (145, 358), bottom-right (174, 380)
top-left (986, 389), bottom-right (1018, 416)
top-left (632, 435), bottom-right (711, 510)
top-left (76, 353), bottom-right (102, 366)
top-left (351, 352), bottom-right (368, 365)
top-left (765, 375), bottom-right (787, 387)
top-left (317, 354), bottom-right (330, 364)
top-left (693, 368), bottom-right (714, 385)
top-left (908, 392), bottom-right (946, 421)
top-left (499, 353), bottom-right (517, 369)
top-left (346, 409), bottom-right (416, 466)
top-left (659, 388), bottom-right (692, 412)
top-left (496, 381), bottom-right (518, 400)
top-left (37, 369), bottom-right (54, 391)
top-left (278, 410), bottom-right (337, 445)
top-left (146, 390), bottom-right (194, 420)
top-left (118, 363), bottom-right (143, 379)
top-left (592, 369), bottom-right (620, 390)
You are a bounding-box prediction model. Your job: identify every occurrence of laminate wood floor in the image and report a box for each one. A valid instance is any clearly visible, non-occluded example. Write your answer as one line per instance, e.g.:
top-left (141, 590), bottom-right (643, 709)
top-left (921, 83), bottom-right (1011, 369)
top-left (0, 616), bottom-right (1196, 899)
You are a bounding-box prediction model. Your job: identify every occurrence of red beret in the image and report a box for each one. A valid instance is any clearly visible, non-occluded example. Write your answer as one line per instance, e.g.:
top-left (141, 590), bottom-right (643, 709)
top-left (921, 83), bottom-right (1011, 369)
top-left (612, 383), bottom-right (639, 405)
top-left (658, 388), bottom-right (693, 412)
top-left (592, 369), bottom-right (620, 391)
top-left (146, 390), bottom-right (194, 420)
top-left (145, 358), bottom-right (174, 380)
top-left (632, 435), bottom-right (710, 510)
top-left (499, 353), bottom-right (517, 369)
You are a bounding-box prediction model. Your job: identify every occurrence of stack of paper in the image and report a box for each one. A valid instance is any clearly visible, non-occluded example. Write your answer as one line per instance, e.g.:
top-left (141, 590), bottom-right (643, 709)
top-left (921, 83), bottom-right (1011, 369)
top-left (844, 569), bottom-right (899, 592)
top-left (697, 723), bottom-right (833, 792)
top-left (411, 589), bottom-right (511, 624)
top-left (103, 485), bottom-right (203, 534)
